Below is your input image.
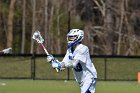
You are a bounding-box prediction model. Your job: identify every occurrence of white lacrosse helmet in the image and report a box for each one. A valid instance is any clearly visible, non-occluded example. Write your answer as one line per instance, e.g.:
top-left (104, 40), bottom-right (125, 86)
top-left (67, 29), bottom-right (84, 47)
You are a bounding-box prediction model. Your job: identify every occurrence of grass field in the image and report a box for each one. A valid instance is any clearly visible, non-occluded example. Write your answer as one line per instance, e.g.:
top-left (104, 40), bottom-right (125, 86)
top-left (0, 80), bottom-right (140, 93)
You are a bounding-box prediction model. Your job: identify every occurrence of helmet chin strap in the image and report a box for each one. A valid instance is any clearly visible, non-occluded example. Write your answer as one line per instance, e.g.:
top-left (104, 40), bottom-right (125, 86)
top-left (68, 39), bottom-right (81, 49)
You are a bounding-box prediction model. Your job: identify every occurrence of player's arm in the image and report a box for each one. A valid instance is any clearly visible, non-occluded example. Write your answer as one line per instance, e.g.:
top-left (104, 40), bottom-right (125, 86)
top-left (60, 46), bottom-right (89, 68)
top-left (61, 59), bottom-right (80, 68)
top-left (46, 46), bottom-right (88, 70)
top-left (47, 55), bottom-right (80, 70)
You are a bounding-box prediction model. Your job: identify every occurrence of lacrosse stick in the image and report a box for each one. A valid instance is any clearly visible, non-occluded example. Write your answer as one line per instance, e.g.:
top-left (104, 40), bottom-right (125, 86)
top-left (0, 48), bottom-right (12, 54)
top-left (32, 31), bottom-right (59, 72)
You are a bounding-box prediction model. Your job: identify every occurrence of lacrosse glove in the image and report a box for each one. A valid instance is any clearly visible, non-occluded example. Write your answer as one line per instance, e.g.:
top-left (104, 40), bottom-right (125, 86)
top-left (51, 61), bottom-right (62, 70)
top-left (47, 55), bottom-right (55, 63)
top-left (47, 55), bottom-right (64, 71)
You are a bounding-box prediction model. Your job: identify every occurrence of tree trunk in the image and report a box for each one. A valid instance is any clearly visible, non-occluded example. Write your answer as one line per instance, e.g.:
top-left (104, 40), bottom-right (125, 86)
top-left (104, 0), bottom-right (114, 55)
top-left (21, 0), bottom-right (26, 53)
top-left (117, 0), bottom-right (124, 55)
top-left (49, 5), bottom-right (54, 53)
top-left (44, 0), bottom-right (48, 53)
top-left (30, 0), bottom-right (36, 54)
top-left (7, 0), bottom-right (16, 48)
top-left (56, 1), bottom-right (61, 54)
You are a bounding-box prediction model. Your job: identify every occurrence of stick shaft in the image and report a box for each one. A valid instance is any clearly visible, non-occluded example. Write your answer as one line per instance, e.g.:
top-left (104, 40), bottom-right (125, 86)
top-left (41, 43), bottom-right (49, 55)
top-left (40, 43), bottom-right (59, 72)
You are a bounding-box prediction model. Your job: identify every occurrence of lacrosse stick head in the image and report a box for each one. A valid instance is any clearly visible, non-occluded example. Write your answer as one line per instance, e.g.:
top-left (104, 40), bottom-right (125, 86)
top-left (32, 31), bottom-right (44, 43)
top-left (2, 48), bottom-right (12, 54)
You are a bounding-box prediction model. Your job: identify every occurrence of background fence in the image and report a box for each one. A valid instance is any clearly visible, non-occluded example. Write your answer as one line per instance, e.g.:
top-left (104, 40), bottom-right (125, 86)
top-left (0, 54), bottom-right (140, 81)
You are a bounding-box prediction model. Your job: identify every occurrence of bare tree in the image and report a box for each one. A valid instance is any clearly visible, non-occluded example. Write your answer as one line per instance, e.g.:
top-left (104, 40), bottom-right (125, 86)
top-left (21, 0), bottom-right (26, 53)
top-left (117, 0), bottom-right (125, 55)
top-left (7, 0), bottom-right (16, 48)
top-left (55, 0), bottom-right (62, 54)
top-left (104, 0), bottom-right (115, 55)
top-left (44, 0), bottom-right (48, 53)
top-left (1, 0), bottom-right (140, 55)
top-left (30, 0), bottom-right (36, 53)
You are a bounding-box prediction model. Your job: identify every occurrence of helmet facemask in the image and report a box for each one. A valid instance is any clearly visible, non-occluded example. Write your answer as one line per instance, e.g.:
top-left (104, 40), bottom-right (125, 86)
top-left (67, 35), bottom-right (78, 44)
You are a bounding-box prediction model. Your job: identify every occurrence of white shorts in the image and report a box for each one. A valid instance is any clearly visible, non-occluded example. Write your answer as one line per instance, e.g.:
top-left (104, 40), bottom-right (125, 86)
top-left (80, 78), bottom-right (96, 93)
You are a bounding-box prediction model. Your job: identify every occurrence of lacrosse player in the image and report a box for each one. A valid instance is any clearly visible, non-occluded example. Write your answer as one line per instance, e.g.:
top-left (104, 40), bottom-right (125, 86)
top-left (47, 29), bottom-right (97, 93)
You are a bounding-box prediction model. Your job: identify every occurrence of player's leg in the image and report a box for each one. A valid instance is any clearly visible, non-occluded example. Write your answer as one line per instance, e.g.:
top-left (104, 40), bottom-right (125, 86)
top-left (86, 90), bottom-right (91, 93)
top-left (80, 78), bottom-right (96, 93)
top-left (88, 80), bottom-right (96, 93)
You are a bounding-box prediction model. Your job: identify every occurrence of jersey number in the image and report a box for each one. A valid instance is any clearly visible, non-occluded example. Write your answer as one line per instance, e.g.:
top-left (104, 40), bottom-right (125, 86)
top-left (74, 63), bottom-right (83, 72)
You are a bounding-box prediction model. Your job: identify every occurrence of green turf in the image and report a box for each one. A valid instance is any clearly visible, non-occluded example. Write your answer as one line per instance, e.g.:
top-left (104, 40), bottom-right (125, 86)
top-left (0, 80), bottom-right (80, 93)
top-left (96, 81), bottom-right (140, 93)
top-left (0, 80), bottom-right (140, 93)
